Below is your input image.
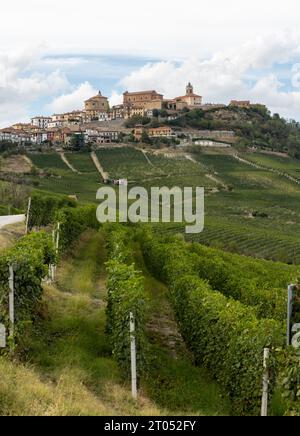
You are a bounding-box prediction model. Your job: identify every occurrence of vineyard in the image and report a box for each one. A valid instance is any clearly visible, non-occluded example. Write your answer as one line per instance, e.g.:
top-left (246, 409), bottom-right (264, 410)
top-left (27, 152), bottom-right (103, 203)
top-left (96, 147), bottom-right (216, 190)
top-left (0, 175), bottom-right (300, 415)
top-left (140, 229), bottom-right (300, 415)
top-left (1, 148), bottom-right (300, 264)
top-left (243, 152), bottom-right (300, 181)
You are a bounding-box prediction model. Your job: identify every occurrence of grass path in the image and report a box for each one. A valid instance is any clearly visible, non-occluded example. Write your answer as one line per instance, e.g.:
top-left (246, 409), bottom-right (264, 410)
top-left (10, 230), bottom-right (162, 416)
top-left (132, 242), bottom-right (231, 416)
top-left (60, 153), bottom-right (80, 174)
top-left (0, 229), bottom-right (230, 415)
top-left (91, 152), bottom-right (109, 182)
top-left (234, 153), bottom-right (300, 186)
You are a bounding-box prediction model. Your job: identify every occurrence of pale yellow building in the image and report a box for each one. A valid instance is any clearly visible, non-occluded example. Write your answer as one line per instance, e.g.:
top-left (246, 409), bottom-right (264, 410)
top-left (175, 83), bottom-right (202, 108)
top-left (123, 90), bottom-right (163, 111)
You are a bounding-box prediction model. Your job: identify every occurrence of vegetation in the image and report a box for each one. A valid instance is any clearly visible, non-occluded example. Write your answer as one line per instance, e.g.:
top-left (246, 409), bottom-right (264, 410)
top-left (140, 231), bottom-right (294, 415)
top-left (0, 231), bottom-right (56, 345)
top-left (106, 226), bottom-right (149, 377)
top-left (29, 192), bottom-right (76, 229)
top-left (67, 134), bottom-right (86, 152)
top-left (124, 115), bottom-right (151, 128)
top-left (168, 106), bottom-right (300, 156)
top-left (55, 204), bottom-right (99, 253)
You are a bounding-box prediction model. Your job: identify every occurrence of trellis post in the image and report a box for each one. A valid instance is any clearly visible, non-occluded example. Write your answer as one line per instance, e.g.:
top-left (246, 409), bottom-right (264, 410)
top-left (130, 312), bottom-right (137, 399)
top-left (261, 348), bottom-right (270, 417)
top-left (25, 197), bottom-right (32, 234)
top-left (8, 265), bottom-right (15, 350)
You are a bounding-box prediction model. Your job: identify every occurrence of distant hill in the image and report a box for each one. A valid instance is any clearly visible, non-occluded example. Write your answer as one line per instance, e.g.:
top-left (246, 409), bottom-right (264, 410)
top-left (167, 106), bottom-right (300, 158)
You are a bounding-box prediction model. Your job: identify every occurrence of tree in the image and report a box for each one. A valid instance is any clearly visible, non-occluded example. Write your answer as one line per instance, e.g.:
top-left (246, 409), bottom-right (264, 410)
top-left (141, 131), bottom-right (152, 144)
top-left (68, 134), bottom-right (85, 151)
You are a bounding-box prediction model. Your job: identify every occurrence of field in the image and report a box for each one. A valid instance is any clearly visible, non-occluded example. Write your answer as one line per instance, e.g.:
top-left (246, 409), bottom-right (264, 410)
top-left (0, 230), bottom-right (231, 416)
top-left (1, 147), bottom-right (300, 263)
top-left (243, 152), bottom-right (300, 180)
top-left (149, 148), bottom-right (300, 263)
top-left (96, 147), bottom-right (217, 190)
top-left (27, 152), bottom-right (102, 203)
top-left (65, 152), bottom-right (98, 173)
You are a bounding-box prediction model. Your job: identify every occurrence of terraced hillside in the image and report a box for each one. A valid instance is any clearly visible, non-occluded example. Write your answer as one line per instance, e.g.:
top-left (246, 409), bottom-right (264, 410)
top-left (96, 147), bottom-right (217, 191)
top-left (1, 147), bottom-right (300, 263)
top-left (155, 148), bottom-right (300, 263)
top-left (27, 152), bottom-right (102, 203)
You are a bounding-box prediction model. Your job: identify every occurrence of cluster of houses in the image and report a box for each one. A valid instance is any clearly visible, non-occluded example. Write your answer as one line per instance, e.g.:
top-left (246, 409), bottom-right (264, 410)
top-left (0, 82), bottom-right (264, 146)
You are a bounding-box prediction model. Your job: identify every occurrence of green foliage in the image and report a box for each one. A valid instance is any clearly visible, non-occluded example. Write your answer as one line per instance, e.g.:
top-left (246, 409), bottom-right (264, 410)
top-left (276, 349), bottom-right (300, 415)
top-left (190, 243), bottom-right (291, 320)
top-left (124, 116), bottom-right (151, 128)
top-left (143, 233), bottom-right (293, 321)
top-left (0, 232), bottom-right (56, 342)
top-left (105, 226), bottom-right (149, 378)
top-left (140, 231), bottom-right (286, 414)
top-left (29, 192), bottom-right (77, 229)
top-left (141, 130), bottom-right (151, 144)
top-left (170, 275), bottom-right (283, 415)
top-left (67, 134), bottom-right (85, 152)
top-left (167, 106), bottom-right (300, 155)
top-left (55, 205), bottom-right (99, 253)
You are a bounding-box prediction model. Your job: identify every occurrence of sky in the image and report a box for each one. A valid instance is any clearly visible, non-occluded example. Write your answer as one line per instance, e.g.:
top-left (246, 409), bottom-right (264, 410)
top-left (1, 0), bottom-right (300, 126)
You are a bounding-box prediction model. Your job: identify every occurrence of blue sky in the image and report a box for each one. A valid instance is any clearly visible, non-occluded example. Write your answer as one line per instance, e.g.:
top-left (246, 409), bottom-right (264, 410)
top-left (1, 0), bottom-right (300, 126)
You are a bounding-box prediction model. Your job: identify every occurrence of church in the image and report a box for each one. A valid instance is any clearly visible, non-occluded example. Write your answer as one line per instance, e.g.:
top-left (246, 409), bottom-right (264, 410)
top-left (176, 83), bottom-right (203, 108)
top-left (164, 83), bottom-right (203, 111)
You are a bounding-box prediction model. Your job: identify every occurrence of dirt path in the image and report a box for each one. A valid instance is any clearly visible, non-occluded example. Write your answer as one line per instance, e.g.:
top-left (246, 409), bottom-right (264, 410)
top-left (91, 152), bottom-right (109, 182)
top-left (141, 150), bottom-right (154, 166)
top-left (185, 154), bottom-right (228, 189)
top-left (60, 153), bottom-right (80, 173)
top-left (21, 230), bottom-right (163, 416)
top-left (233, 154), bottom-right (300, 186)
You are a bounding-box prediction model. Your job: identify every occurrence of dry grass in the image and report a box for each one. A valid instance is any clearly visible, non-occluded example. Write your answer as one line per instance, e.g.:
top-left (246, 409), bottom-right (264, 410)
top-left (0, 155), bottom-right (32, 174)
top-left (0, 222), bottom-right (25, 251)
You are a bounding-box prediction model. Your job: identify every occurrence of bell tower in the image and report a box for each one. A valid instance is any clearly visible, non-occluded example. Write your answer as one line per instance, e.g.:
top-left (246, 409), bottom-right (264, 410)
top-left (186, 82), bottom-right (193, 96)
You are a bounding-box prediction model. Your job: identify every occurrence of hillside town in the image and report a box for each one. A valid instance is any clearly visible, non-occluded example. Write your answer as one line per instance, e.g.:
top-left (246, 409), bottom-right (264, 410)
top-left (0, 83), bottom-right (262, 147)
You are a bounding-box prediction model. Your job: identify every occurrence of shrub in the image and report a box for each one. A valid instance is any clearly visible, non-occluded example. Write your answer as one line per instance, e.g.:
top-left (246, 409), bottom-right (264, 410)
top-left (0, 232), bottom-right (56, 343)
top-left (55, 205), bottom-right (99, 253)
top-left (140, 231), bottom-right (286, 414)
top-left (105, 226), bottom-right (149, 378)
top-left (170, 275), bottom-right (283, 415)
top-left (28, 192), bottom-right (77, 229)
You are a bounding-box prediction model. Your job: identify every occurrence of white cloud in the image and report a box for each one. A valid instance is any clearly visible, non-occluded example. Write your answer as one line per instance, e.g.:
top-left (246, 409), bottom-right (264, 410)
top-left (109, 90), bottom-right (123, 107)
top-left (118, 32), bottom-right (300, 119)
top-left (0, 48), bottom-right (70, 126)
top-left (1, 1), bottom-right (300, 58)
top-left (46, 82), bottom-right (97, 114)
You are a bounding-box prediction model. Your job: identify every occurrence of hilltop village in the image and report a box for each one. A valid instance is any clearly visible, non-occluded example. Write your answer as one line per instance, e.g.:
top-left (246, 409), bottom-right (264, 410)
top-left (0, 83), bottom-right (264, 148)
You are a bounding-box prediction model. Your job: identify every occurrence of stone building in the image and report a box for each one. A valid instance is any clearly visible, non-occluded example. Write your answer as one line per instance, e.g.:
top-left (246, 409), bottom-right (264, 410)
top-left (123, 90), bottom-right (163, 111)
top-left (84, 91), bottom-right (110, 122)
top-left (134, 125), bottom-right (174, 141)
top-left (229, 100), bottom-right (251, 108)
top-left (175, 83), bottom-right (202, 108)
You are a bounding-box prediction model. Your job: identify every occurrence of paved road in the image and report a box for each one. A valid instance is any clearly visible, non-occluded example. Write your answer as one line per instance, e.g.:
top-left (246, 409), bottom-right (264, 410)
top-left (0, 215), bottom-right (25, 229)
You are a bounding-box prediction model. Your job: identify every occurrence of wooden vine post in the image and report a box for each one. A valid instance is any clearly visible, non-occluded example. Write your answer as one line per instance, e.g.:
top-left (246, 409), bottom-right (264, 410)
top-left (8, 265), bottom-right (15, 351)
top-left (261, 348), bottom-right (270, 417)
top-left (130, 312), bottom-right (137, 399)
